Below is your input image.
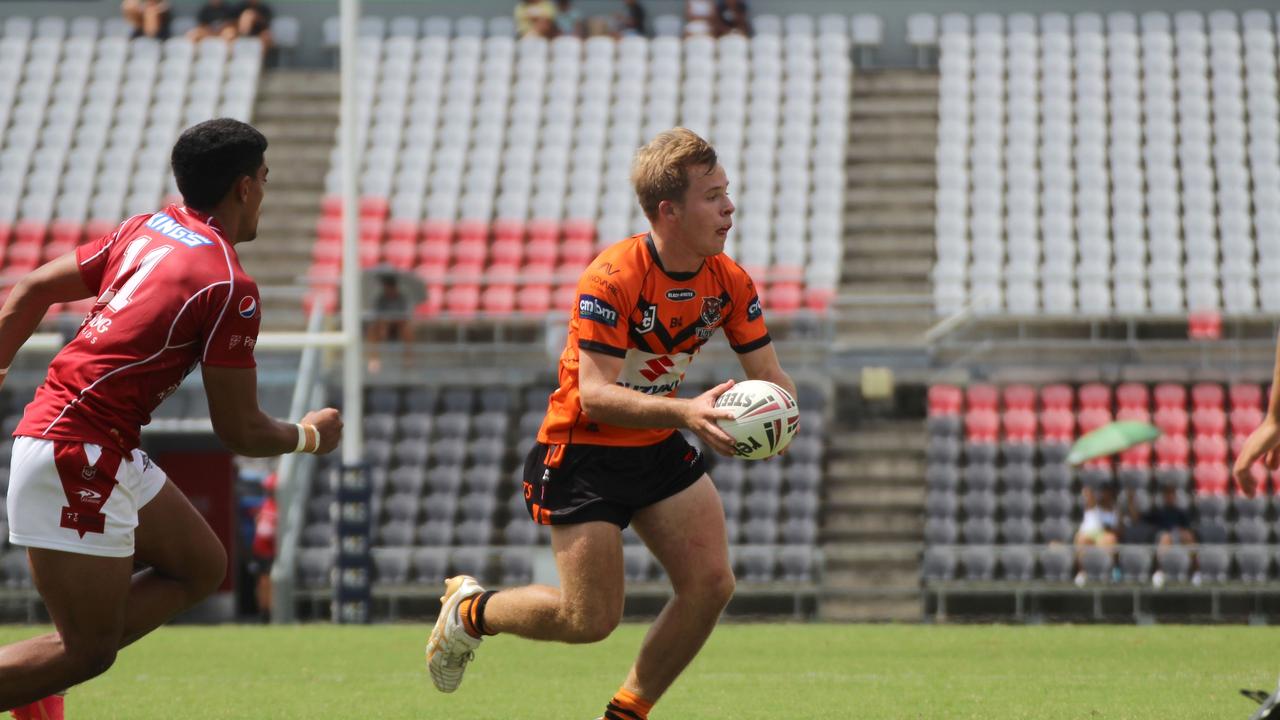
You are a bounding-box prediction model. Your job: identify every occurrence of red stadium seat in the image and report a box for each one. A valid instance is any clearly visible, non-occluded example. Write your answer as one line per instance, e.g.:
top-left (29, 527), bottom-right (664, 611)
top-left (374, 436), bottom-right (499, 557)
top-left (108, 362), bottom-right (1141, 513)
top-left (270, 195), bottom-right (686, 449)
top-left (418, 239), bottom-right (451, 268)
top-left (0, 222), bottom-right (12, 250)
top-left (560, 239), bottom-right (596, 267)
top-left (1153, 383), bottom-right (1186, 410)
top-left (358, 241), bottom-right (379, 268)
top-left (767, 283), bottom-right (803, 313)
top-left (3, 243), bottom-right (41, 275)
top-left (964, 410), bottom-right (999, 443)
top-left (453, 240), bottom-right (487, 267)
top-left (1116, 407), bottom-right (1151, 423)
top-left (49, 221), bottom-right (83, 246)
top-left (382, 241), bottom-right (415, 269)
top-left (1002, 385), bottom-right (1036, 411)
top-left (1191, 407), bottom-right (1226, 438)
top-left (456, 220), bottom-right (489, 244)
top-left (525, 239), bottom-right (558, 266)
top-left (562, 219), bottom-right (596, 243)
top-left (1078, 383), bottom-right (1111, 411)
top-left (320, 195), bottom-right (342, 218)
top-left (486, 263), bottom-right (520, 284)
top-left (386, 219), bottom-right (418, 244)
top-left (1193, 463), bottom-right (1229, 495)
top-left (1119, 441), bottom-right (1151, 468)
top-left (490, 239), bottom-right (523, 266)
top-left (480, 284), bottom-right (516, 314)
top-left (444, 284), bottom-right (481, 316)
top-left (1154, 434), bottom-right (1190, 467)
top-left (927, 385), bottom-right (963, 416)
top-left (1230, 407), bottom-right (1264, 437)
top-left (802, 287), bottom-right (834, 312)
top-left (1192, 434), bottom-right (1228, 464)
top-left (1187, 309), bottom-right (1222, 340)
top-left (1040, 384), bottom-right (1073, 411)
top-left (15, 221), bottom-right (47, 247)
top-left (1230, 383), bottom-right (1264, 411)
top-left (966, 384), bottom-right (999, 411)
top-left (769, 265), bottom-right (805, 285)
top-left (450, 264), bottom-right (484, 285)
top-left (1001, 409), bottom-right (1037, 442)
top-left (359, 218), bottom-right (385, 243)
top-left (316, 216), bottom-right (341, 243)
top-left (515, 284), bottom-right (552, 314)
top-left (1115, 383), bottom-right (1149, 411)
top-left (1040, 409), bottom-right (1075, 442)
top-left (302, 287), bottom-right (338, 315)
top-left (1152, 406), bottom-right (1189, 436)
top-left (415, 282), bottom-right (445, 317)
top-left (85, 219), bottom-right (116, 241)
top-left (41, 240), bottom-right (74, 263)
top-left (1191, 383), bottom-right (1225, 411)
top-left (359, 196), bottom-right (389, 220)
top-left (492, 219), bottom-right (525, 243)
top-left (552, 282), bottom-right (577, 312)
top-left (1078, 407), bottom-right (1112, 434)
top-left (421, 219), bottom-right (453, 243)
top-left (527, 219), bottom-right (560, 243)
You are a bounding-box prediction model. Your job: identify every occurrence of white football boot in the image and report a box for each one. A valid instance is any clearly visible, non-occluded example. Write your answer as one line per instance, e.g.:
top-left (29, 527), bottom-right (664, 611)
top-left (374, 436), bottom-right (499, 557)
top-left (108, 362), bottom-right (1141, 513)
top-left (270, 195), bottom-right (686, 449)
top-left (426, 575), bottom-right (486, 693)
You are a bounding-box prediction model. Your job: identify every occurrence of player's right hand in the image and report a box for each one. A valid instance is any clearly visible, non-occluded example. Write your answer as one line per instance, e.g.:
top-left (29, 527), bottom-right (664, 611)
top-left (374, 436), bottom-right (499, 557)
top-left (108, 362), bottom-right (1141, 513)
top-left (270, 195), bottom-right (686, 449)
top-left (1232, 417), bottom-right (1280, 497)
top-left (682, 379), bottom-right (739, 457)
top-left (301, 408), bottom-right (343, 454)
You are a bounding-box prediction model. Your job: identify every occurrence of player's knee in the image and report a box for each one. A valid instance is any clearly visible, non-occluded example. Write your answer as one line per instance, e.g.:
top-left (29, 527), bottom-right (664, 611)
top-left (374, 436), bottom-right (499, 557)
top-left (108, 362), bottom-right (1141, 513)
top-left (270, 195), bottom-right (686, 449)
top-left (700, 567), bottom-right (736, 610)
top-left (189, 541), bottom-right (228, 599)
top-left (63, 636), bottom-right (119, 681)
top-left (561, 607), bottom-right (620, 644)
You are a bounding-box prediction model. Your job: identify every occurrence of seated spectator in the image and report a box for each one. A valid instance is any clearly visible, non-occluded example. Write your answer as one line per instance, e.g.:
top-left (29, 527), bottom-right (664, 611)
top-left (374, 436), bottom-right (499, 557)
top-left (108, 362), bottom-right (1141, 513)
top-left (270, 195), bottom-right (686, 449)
top-left (235, 0), bottom-right (275, 49)
top-left (515, 0), bottom-right (557, 38)
top-left (1145, 486), bottom-right (1196, 546)
top-left (616, 0), bottom-right (647, 37)
top-left (554, 0), bottom-right (583, 38)
top-left (366, 273), bottom-right (412, 374)
top-left (189, 0), bottom-right (238, 41)
top-left (1075, 483), bottom-right (1121, 547)
top-left (717, 0), bottom-right (751, 36)
top-left (684, 0), bottom-right (718, 36)
top-left (121, 0), bottom-right (172, 39)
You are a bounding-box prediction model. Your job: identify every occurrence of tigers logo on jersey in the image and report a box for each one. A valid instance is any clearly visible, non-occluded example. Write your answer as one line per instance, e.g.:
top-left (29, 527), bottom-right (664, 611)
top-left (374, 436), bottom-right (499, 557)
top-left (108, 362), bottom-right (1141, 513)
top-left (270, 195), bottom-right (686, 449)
top-left (700, 297), bottom-right (724, 327)
top-left (238, 296), bottom-right (258, 319)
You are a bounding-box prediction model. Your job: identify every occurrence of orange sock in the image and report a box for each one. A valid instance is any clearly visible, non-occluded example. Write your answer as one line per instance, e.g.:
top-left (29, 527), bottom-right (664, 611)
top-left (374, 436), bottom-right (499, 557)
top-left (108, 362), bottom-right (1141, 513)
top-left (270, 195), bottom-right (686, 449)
top-left (457, 591), bottom-right (497, 639)
top-left (603, 687), bottom-right (653, 720)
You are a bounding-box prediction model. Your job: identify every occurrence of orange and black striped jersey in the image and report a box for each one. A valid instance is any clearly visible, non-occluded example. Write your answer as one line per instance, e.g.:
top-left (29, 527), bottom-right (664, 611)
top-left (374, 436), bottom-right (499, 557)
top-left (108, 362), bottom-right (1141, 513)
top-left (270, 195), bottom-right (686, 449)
top-left (537, 233), bottom-right (772, 448)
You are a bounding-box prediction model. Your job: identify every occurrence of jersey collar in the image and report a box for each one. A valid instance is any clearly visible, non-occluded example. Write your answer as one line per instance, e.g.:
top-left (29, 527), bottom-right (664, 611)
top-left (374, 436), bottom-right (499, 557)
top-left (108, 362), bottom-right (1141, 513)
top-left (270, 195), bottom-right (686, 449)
top-left (645, 234), bottom-right (702, 281)
top-left (175, 205), bottom-right (229, 242)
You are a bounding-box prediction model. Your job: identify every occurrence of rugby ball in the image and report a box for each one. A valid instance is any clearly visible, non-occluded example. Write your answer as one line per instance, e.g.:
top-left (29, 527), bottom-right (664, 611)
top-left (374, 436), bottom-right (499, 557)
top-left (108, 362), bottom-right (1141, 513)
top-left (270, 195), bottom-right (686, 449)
top-left (714, 380), bottom-right (801, 460)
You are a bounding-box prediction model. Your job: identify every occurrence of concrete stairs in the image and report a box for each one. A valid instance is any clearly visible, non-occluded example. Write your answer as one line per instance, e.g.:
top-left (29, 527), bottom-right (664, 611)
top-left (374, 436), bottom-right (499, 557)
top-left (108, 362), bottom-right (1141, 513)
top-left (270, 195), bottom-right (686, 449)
top-left (837, 70), bottom-right (939, 350)
top-left (237, 70), bottom-right (339, 330)
top-left (819, 417), bottom-right (926, 622)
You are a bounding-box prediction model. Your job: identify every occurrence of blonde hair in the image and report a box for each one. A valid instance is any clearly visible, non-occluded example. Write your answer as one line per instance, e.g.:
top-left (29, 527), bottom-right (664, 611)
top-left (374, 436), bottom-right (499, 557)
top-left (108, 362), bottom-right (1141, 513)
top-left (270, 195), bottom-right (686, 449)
top-left (630, 128), bottom-right (719, 221)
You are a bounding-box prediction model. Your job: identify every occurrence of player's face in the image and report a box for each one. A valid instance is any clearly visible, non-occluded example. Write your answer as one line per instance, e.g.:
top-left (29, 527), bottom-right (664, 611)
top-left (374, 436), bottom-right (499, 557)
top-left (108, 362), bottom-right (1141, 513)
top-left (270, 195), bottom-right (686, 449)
top-left (242, 162), bottom-right (267, 242)
top-left (676, 163), bottom-right (734, 257)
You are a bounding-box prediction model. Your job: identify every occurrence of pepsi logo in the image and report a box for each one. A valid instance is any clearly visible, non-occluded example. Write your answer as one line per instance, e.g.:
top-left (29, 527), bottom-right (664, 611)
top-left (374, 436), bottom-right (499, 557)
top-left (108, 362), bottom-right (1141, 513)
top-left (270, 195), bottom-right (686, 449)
top-left (238, 296), bottom-right (258, 319)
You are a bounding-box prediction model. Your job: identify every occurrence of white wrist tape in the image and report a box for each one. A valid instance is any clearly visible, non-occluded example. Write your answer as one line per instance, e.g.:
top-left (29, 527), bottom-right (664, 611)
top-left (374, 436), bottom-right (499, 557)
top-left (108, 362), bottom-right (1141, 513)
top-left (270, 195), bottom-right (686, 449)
top-left (0, 367), bottom-right (9, 376)
top-left (294, 423), bottom-right (316, 453)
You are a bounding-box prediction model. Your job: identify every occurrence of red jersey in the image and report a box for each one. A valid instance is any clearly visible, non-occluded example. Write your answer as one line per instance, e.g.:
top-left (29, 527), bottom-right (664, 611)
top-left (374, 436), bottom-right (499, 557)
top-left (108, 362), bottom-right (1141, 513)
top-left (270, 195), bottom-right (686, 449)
top-left (537, 233), bottom-right (771, 448)
top-left (15, 205), bottom-right (261, 453)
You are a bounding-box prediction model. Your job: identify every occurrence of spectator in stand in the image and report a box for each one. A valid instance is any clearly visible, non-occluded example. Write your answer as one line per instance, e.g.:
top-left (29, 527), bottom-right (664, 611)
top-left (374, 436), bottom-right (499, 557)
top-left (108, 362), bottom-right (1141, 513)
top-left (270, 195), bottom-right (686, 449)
top-left (515, 0), bottom-right (557, 38)
top-left (189, 0), bottom-right (237, 41)
top-left (716, 0), bottom-right (751, 36)
top-left (235, 0), bottom-right (275, 50)
top-left (1075, 482), bottom-right (1121, 548)
top-left (366, 272), bottom-right (412, 374)
top-left (121, 0), bottom-right (172, 39)
top-left (616, 0), bottom-right (648, 37)
top-left (1144, 485), bottom-right (1196, 546)
top-left (554, 0), bottom-right (584, 38)
top-left (248, 473), bottom-right (278, 622)
top-left (684, 0), bottom-right (719, 36)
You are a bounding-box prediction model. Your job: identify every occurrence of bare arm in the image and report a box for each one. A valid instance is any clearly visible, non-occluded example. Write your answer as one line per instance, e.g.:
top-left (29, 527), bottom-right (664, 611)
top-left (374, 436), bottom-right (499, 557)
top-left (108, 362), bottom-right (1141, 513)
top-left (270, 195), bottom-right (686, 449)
top-left (0, 253), bottom-right (94, 380)
top-left (201, 365), bottom-right (342, 457)
top-left (736, 343), bottom-right (798, 401)
top-left (577, 348), bottom-right (738, 456)
top-left (1232, 336), bottom-right (1280, 496)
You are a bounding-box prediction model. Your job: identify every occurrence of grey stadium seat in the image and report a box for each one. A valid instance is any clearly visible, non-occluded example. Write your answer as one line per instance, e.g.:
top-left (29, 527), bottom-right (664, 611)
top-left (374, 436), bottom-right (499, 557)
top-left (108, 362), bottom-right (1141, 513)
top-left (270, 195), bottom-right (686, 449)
top-left (1000, 545), bottom-right (1035, 581)
top-left (376, 521), bottom-right (415, 547)
top-left (1078, 466), bottom-right (1112, 490)
top-left (927, 414), bottom-right (962, 437)
top-left (1196, 518), bottom-right (1229, 544)
top-left (302, 522), bottom-right (334, 548)
top-left (1118, 545), bottom-right (1154, 583)
top-left (778, 546), bottom-right (815, 582)
top-left (713, 463), bottom-right (746, 493)
top-left (364, 439), bottom-right (393, 467)
top-left (1039, 489), bottom-right (1075, 518)
top-left (746, 463), bottom-right (784, 492)
top-left (467, 437), bottom-right (505, 466)
top-left (922, 547), bottom-right (956, 582)
top-left (368, 388), bottom-right (400, 414)
top-left (1039, 545), bottom-right (1074, 582)
top-left (416, 520), bottom-right (453, 546)
top-left (371, 547), bottom-right (411, 584)
top-left (961, 546), bottom-right (996, 580)
top-left (782, 491), bottom-right (819, 519)
top-left (624, 546), bottom-right (653, 581)
top-left (1194, 493), bottom-right (1228, 519)
top-left (1154, 467), bottom-right (1189, 490)
top-left (388, 466), bottom-right (426, 495)
top-left (410, 548), bottom-right (448, 583)
top-left (962, 490), bottom-right (997, 518)
top-left (502, 519), bottom-right (538, 546)
top-left (1197, 545), bottom-right (1231, 583)
top-left (785, 464), bottom-right (822, 493)
top-left (737, 546), bottom-right (775, 583)
top-left (441, 388), bottom-right (476, 414)
top-left (963, 463), bottom-right (997, 492)
top-left (1000, 462), bottom-right (1035, 491)
top-left (392, 438), bottom-right (430, 466)
top-left (1235, 517), bottom-right (1270, 544)
top-left (744, 490), bottom-right (780, 520)
top-left (780, 517), bottom-right (818, 545)
top-left (479, 387), bottom-right (513, 413)
top-left (450, 547), bottom-right (489, 582)
top-left (1081, 546), bottom-right (1114, 583)
top-left (1001, 439), bottom-right (1035, 465)
top-left (926, 463), bottom-right (959, 491)
top-left (431, 438), bottom-right (467, 466)
top-left (964, 439), bottom-right (998, 465)
top-left (501, 549), bottom-right (533, 585)
top-left (962, 517), bottom-right (997, 544)
top-left (464, 465), bottom-right (502, 494)
top-left (454, 520), bottom-right (494, 546)
top-left (925, 517), bottom-right (958, 545)
top-left (434, 412), bottom-right (471, 439)
top-left (459, 492), bottom-right (498, 522)
top-left (473, 411), bottom-right (510, 438)
top-left (1000, 517), bottom-right (1035, 544)
top-left (1234, 494), bottom-right (1269, 519)
top-left (720, 490), bottom-right (742, 521)
top-left (1039, 463), bottom-right (1073, 490)
top-left (1117, 466), bottom-right (1151, 491)
top-left (1040, 440), bottom-right (1071, 465)
top-left (363, 413), bottom-right (396, 440)
top-left (926, 490), bottom-right (958, 518)
top-left (741, 518), bottom-right (779, 544)
top-left (420, 493), bottom-right (459, 522)
top-left (1000, 490), bottom-right (1035, 519)
top-left (426, 465), bottom-right (464, 493)
top-left (1237, 546), bottom-right (1271, 583)
top-left (926, 436), bottom-right (960, 463)
top-left (397, 413), bottom-right (433, 439)
top-left (296, 548), bottom-right (333, 590)
top-left (383, 493), bottom-right (419, 523)
top-left (1157, 546), bottom-right (1193, 582)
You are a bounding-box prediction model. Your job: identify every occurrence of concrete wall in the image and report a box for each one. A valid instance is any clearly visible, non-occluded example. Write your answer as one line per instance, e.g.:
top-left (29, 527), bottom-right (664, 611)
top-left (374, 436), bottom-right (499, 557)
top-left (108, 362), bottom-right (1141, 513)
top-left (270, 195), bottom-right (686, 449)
top-left (3, 0), bottom-right (1273, 68)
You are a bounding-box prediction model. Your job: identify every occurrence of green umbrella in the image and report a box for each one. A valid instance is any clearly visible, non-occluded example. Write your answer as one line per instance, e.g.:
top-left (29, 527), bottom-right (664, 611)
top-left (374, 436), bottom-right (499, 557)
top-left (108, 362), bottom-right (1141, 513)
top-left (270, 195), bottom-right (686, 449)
top-left (1066, 421), bottom-right (1162, 466)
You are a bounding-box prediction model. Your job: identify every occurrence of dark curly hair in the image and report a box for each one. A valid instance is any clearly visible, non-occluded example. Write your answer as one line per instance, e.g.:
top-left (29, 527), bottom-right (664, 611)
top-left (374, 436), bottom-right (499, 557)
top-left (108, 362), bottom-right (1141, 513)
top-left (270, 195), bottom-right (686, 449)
top-left (171, 118), bottom-right (268, 211)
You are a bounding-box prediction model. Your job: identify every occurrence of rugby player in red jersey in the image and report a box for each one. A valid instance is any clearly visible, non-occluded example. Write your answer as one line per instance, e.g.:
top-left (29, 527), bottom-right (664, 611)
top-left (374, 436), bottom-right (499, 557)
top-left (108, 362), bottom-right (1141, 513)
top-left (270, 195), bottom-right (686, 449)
top-left (0, 118), bottom-right (342, 717)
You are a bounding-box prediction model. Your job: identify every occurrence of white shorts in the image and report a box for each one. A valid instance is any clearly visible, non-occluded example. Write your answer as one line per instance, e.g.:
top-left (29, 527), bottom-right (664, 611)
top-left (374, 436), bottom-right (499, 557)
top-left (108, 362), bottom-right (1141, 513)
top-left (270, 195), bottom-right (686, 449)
top-left (8, 436), bottom-right (168, 558)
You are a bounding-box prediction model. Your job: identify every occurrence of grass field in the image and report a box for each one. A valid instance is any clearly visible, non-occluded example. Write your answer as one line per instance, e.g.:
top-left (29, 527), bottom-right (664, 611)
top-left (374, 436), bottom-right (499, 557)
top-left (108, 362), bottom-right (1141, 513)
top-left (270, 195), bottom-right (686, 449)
top-left (5, 623), bottom-right (1279, 719)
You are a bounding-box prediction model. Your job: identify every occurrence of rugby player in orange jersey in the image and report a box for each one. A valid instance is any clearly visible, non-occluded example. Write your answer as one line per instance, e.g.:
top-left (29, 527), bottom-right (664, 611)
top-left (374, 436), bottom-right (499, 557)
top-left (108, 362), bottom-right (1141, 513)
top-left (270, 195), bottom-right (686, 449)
top-left (428, 128), bottom-right (797, 720)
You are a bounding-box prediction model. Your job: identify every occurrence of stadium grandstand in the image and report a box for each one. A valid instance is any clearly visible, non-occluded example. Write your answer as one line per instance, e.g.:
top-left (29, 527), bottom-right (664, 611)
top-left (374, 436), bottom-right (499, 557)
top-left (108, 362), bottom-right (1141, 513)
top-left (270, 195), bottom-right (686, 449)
top-left (3, 0), bottom-right (1280, 636)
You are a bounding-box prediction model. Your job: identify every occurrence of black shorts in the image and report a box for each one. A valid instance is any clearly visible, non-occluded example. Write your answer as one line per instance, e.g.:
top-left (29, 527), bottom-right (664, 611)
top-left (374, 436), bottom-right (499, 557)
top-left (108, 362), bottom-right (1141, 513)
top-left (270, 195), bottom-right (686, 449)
top-left (522, 432), bottom-right (707, 529)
